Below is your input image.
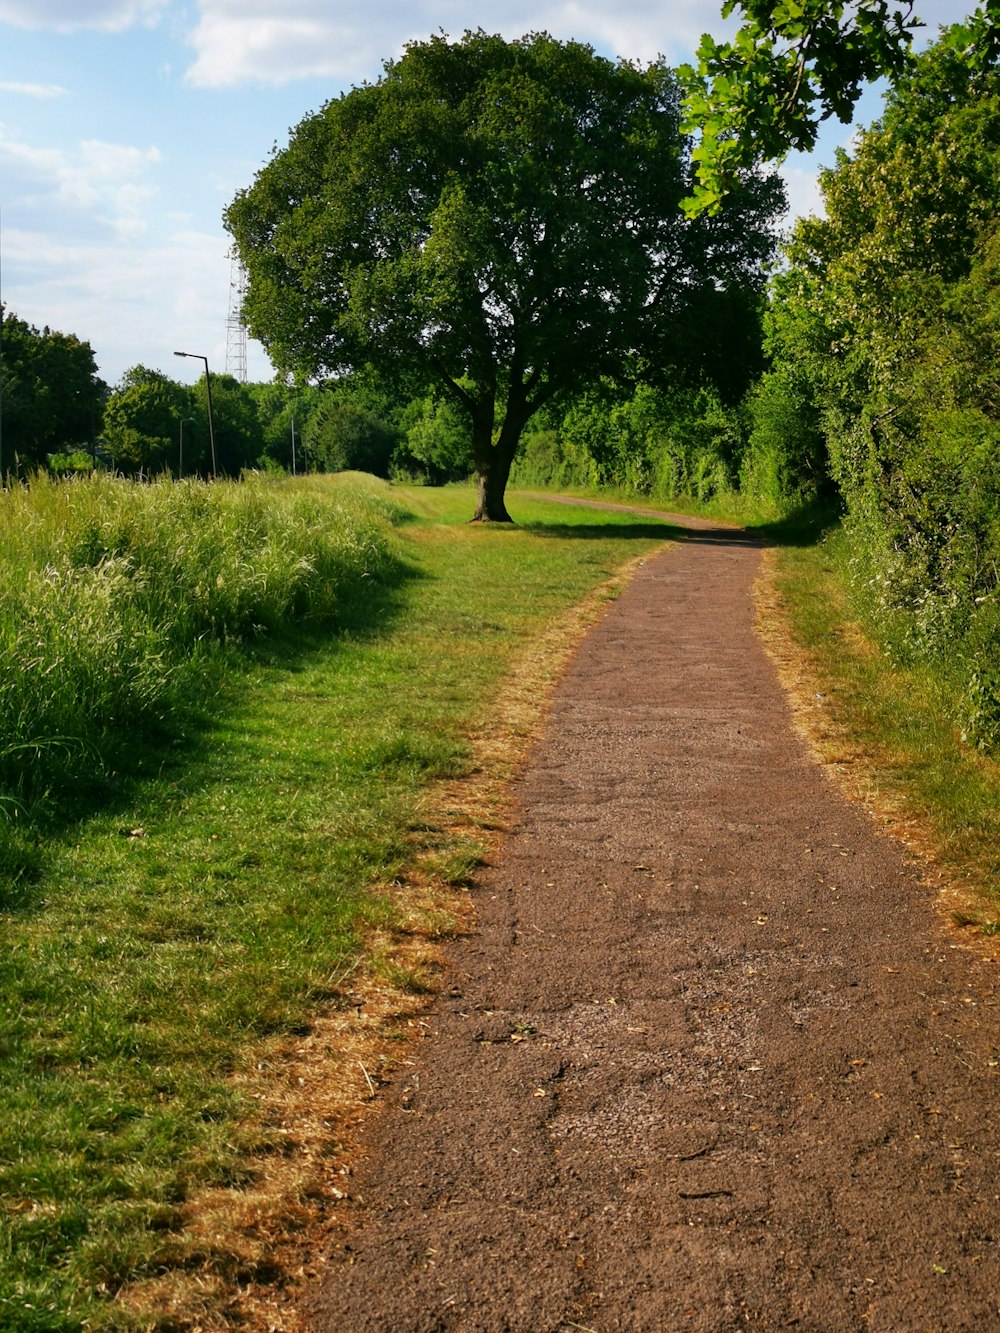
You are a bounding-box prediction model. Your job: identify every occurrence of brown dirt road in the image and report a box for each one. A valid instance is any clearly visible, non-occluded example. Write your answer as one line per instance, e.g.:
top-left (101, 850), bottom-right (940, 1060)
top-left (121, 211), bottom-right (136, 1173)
top-left (301, 513), bottom-right (1000, 1331)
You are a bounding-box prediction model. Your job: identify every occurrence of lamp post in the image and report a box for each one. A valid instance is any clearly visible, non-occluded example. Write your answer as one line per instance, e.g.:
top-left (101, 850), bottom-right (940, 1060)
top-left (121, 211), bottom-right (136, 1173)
top-left (178, 416), bottom-right (195, 479)
top-left (173, 352), bottom-right (217, 478)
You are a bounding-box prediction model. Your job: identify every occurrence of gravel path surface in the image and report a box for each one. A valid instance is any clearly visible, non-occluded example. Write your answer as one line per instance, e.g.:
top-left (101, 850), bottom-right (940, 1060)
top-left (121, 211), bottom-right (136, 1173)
top-left (303, 517), bottom-right (1000, 1332)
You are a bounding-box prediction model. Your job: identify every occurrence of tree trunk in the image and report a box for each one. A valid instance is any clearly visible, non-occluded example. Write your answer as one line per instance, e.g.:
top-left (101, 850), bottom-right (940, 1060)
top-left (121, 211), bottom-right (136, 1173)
top-left (472, 450), bottom-right (515, 522)
top-left (469, 393), bottom-right (531, 523)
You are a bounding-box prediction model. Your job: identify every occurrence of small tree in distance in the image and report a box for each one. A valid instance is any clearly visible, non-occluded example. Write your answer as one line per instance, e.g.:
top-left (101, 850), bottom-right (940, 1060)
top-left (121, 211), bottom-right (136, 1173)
top-left (0, 309), bottom-right (105, 475)
top-left (225, 30), bottom-right (783, 521)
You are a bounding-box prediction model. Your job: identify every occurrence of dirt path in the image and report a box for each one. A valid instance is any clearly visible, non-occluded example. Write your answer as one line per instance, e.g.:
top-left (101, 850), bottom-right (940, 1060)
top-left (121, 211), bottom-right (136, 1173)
top-left (301, 518), bottom-right (1000, 1331)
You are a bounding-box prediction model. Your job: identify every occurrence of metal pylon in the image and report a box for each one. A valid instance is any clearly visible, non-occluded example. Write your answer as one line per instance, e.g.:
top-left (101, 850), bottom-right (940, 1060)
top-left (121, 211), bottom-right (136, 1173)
top-left (225, 249), bottom-right (248, 383)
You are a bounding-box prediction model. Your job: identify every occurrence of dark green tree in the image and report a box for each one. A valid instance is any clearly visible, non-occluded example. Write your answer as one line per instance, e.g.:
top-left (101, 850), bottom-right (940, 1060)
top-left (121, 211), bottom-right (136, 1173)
top-left (247, 380), bottom-right (319, 470)
top-left (0, 309), bottom-right (105, 474)
top-left (102, 365), bottom-right (193, 476)
top-left (193, 373), bottom-right (265, 476)
top-left (397, 394), bottom-right (474, 483)
top-left (304, 396), bottom-right (398, 475)
top-left (225, 30), bottom-right (783, 521)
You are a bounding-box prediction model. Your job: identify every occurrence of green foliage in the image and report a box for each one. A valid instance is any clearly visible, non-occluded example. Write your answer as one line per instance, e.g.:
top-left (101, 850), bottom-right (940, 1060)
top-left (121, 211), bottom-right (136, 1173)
top-left (740, 265), bottom-right (834, 505)
top-left (511, 380), bottom-right (746, 503)
top-left (305, 397), bottom-right (399, 476)
top-left (248, 380), bottom-right (324, 471)
top-left (761, 21), bottom-right (1000, 746)
top-left (226, 30), bottom-right (782, 518)
top-left (741, 367), bottom-right (829, 505)
top-left (101, 369), bottom-right (276, 480)
top-left (48, 449), bottom-right (96, 475)
top-left (396, 394), bottom-right (474, 483)
top-left (678, 1), bottom-right (995, 214)
top-left (0, 310), bottom-right (106, 474)
top-left (193, 372), bottom-right (265, 476)
top-left (101, 365), bottom-right (194, 476)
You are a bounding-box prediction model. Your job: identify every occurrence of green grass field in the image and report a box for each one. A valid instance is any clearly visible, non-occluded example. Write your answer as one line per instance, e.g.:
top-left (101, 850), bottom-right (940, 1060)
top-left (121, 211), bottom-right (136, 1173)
top-left (0, 477), bottom-right (674, 1330)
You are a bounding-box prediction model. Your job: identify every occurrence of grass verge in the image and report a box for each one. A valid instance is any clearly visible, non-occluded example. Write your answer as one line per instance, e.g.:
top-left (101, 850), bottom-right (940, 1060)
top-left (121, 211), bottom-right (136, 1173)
top-left (755, 524), bottom-right (1000, 943)
top-left (0, 480), bottom-right (674, 1331)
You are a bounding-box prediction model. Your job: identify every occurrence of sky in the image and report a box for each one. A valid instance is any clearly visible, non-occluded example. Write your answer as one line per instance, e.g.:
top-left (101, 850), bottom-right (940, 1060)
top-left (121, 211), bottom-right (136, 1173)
top-left (0, 0), bottom-right (964, 389)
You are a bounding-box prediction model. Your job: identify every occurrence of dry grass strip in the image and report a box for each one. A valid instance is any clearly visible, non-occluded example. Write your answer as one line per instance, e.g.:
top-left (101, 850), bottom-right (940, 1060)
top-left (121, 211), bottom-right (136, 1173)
top-left (753, 545), bottom-right (1000, 965)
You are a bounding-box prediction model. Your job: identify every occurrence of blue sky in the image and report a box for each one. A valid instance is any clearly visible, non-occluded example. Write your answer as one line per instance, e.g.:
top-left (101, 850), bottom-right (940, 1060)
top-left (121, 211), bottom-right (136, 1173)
top-left (0, 0), bottom-right (960, 388)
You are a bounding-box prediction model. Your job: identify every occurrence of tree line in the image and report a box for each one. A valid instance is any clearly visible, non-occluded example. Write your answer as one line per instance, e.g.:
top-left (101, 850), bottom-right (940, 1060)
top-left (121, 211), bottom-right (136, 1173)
top-left (0, 323), bottom-right (487, 482)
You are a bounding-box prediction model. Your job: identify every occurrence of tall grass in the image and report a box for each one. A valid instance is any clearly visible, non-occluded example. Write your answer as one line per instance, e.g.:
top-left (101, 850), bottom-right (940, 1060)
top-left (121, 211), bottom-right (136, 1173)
top-left (0, 472), bottom-right (404, 810)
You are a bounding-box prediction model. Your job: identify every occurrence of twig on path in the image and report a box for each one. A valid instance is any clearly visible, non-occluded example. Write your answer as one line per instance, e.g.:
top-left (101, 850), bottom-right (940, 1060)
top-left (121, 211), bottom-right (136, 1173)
top-left (358, 1060), bottom-right (377, 1099)
top-left (667, 1141), bottom-right (717, 1161)
top-left (679, 1189), bottom-right (733, 1199)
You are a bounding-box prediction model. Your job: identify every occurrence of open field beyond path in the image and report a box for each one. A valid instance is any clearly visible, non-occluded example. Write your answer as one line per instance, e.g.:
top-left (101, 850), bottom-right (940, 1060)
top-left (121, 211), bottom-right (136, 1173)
top-left (303, 513), bottom-right (1000, 1331)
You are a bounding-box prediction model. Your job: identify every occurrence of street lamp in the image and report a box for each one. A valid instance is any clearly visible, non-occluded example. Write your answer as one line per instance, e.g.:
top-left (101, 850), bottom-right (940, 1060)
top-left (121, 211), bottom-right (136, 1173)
top-left (173, 351), bottom-right (217, 478)
top-left (178, 416), bottom-right (195, 479)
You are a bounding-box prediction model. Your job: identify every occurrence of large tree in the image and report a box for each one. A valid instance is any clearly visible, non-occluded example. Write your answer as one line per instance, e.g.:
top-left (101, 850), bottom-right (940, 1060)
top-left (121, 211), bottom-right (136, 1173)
top-left (225, 30), bottom-right (783, 521)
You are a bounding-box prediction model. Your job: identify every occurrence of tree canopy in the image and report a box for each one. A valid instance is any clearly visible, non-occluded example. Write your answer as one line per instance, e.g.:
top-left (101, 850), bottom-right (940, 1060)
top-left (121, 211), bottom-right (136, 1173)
top-left (225, 29), bottom-right (783, 519)
top-left (680, 1), bottom-right (999, 214)
top-left (102, 366), bottom-right (194, 476)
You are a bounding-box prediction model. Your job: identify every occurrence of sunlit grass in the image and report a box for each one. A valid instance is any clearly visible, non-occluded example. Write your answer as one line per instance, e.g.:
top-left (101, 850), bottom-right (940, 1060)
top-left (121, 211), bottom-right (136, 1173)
top-left (0, 477), bottom-right (673, 1329)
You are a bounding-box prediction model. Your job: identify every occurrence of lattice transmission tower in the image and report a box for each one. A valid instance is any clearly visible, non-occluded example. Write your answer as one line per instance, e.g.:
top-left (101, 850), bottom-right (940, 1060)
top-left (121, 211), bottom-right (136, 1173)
top-left (225, 248), bottom-right (248, 383)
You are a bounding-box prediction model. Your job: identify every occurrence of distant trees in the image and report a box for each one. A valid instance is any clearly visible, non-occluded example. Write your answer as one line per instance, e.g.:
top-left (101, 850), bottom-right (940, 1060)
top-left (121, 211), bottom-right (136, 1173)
top-left (0, 306), bottom-right (461, 482)
top-left (102, 370), bottom-right (284, 478)
top-left (0, 310), bottom-right (106, 474)
top-left (398, 395), bottom-right (474, 485)
top-left (101, 366), bottom-right (192, 475)
top-left (196, 372), bottom-right (263, 477)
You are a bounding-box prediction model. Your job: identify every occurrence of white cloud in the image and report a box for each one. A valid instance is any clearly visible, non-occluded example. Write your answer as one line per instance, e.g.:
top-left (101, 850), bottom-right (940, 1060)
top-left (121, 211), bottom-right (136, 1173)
top-left (182, 0), bottom-right (732, 88)
top-left (0, 128), bottom-right (161, 241)
top-left (0, 0), bottom-right (166, 31)
top-left (179, 0), bottom-right (980, 89)
top-left (0, 81), bottom-right (67, 97)
top-left (184, 10), bottom-right (384, 88)
top-left (3, 221), bottom-right (265, 385)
